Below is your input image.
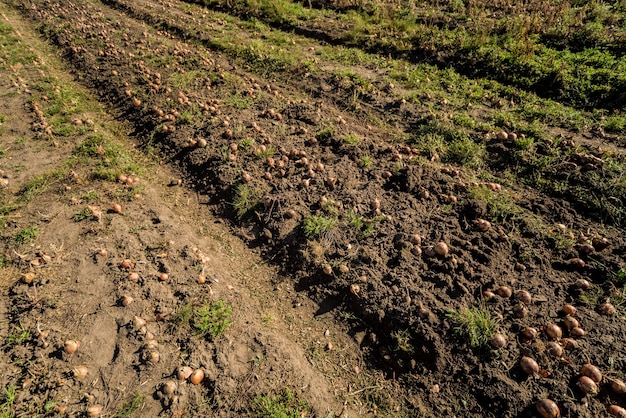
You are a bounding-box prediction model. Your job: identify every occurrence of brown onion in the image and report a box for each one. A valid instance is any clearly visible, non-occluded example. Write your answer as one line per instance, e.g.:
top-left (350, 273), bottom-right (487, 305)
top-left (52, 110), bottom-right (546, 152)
top-left (87, 405), bottom-right (103, 417)
top-left (570, 327), bottom-right (585, 337)
top-left (496, 285), bottom-right (512, 298)
top-left (545, 324), bottom-right (562, 340)
top-left (536, 399), bottom-right (560, 418)
top-left (546, 342), bottom-right (563, 358)
top-left (434, 241), bottom-right (449, 256)
top-left (63, 339), bottom-right (80, 355)
top-left (73, 365), bottom-right (89, 380)
top-left (520, 356), bottom-right (539, 375)
top-left (580, 363), bottom-right (602, 383)
top-left (599, 302), bottom-right (616, 316)
top-left (609, 378), bottom-right (626, 395)
top-left (490, 334), bottom-right (507, 349)
top-left (189, 368), bottom-right (204, 385)
top-left (577, 375), bottom-right (598, 395)
top-left (177, 366), bottom-right (193, 381)
top-left (608, 405), bottom-right (626, 418)
top-left (516, 290), bottom-right (532, 305)
top-left (562, 304), bottom-right (577, 316)
top-left (522, 327), bottom-right (538, 340)
top-left (162, 380), bottom-right (177, 395)
top-left (562, 315), bottom-right (579, 330)
top-left (513, 302), bottom-right (528, 318)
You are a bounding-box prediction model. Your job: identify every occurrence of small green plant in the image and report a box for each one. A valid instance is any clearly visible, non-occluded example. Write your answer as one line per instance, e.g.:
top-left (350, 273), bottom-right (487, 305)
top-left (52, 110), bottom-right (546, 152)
top-left (302, 215), bottom-right (336, 239)
top-left (255, 145), bottom-right (275, 159)
top-left (239, 137), bottom-right (255, 151)
top-left (6, 324), bottom-right (30, 345)
top-left (114, 393), bottom-right (145, 418)
top-left (391, 329), bottom-right (414, 353)
top-left (232, 183), bottom-right (263, 220)
top-left (73, 207), bottom-right (91, 222)
top-left (314, 125), bottom-right (334, 141)
top-left (192, 301), bottom-right (233, 340)
top-left (446, 306), bottom-right (495, 348)
top-left (252, 389), bottom-right (311, 418)
top-left (0, 384), bottom-right (16, 417)
top-left (359, 155), bottom-right (373, 168)
top-left (14, 226), bottom-right (39, 244)
top-left (343, 133), bottom-right (361, 146)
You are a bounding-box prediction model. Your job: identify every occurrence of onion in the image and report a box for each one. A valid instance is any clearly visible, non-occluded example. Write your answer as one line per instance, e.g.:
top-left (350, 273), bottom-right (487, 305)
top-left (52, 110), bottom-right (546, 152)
top-left (536, 399), bottom-right (560, 418)
top-left (577, 375), bottom-right (598, 395)
top-left (609, 378), bottom-right (626, 395)
top-left (562, 315), bottom-right (579, 330)
top-left (545, 324), bottom-right (562, 340)
top-left (608, 406), bottom-right (626, 418)
top-left (177, 366), bottom-right (193, 381)
top-left (520, 356), bottom-right (539, 375)
top-left (560, 338), bottom-right (579, 351)
top-left (128, 272), bottom-right (140, 282)
top-left (189, 368), bottom-right (204, 385)
top-left (490, 334), bottom-right (507, 349)
top-left (546, 342), bottom-right (563, 358)
top-left (570, 327), bottom-right (585, 337)
top-left (63, 340), bottom-right (80, 355)
top-left (483, 291), bottom-right (496, 300)
top-left (133, 316), bottom-right (147, 329)
top-left (162, 380), bottom-right (177, 395)
top-left (73, 365), bottom-right (89, 380)
top-left (516, 290), bottom-right (532, 305)
top-left (522, 327), bottom-right (538, 340)
top-left (159, 272), bottom-right (169, 282)
top-left (111, 203), bottom-right (123, 214)
top-left (513, 302), bottom-right (528, 318)
top-left (87, 405), bottom-right (103, 417)
top-left (599, 302), bottom-right (616, 316)
top-left (350, 284), bottom-right (361, 296)
top-left (121, 295), bottom-right (134, 307)
top-left (147, 351), bottom-right (160, 364)
top-left (475, 218), bottom-right (491, 232)
top-left (496, 286), bottom-right (512, 298)
top-left (322, 265), bottom-right (333, 275)
top-left (434, 241), bottom-right (449, 256)
top-left (575, 278), bottom-right (591, 289)
top-left (562, 304), bottom-right (577, 316)
top-left (580, 363), bottom-right (602, 383)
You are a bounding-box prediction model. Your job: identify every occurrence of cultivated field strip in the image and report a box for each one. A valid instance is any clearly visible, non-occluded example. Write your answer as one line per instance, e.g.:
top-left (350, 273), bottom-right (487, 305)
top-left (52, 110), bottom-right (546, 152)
top-left (7, 0), bottom-right (626, 416)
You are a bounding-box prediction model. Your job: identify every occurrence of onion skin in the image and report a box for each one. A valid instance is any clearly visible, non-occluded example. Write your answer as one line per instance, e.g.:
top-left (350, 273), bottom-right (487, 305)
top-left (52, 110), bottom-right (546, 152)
top-left (536, 399), bottom-right (560, 418)
top-left (177, 366), bottom-right (193, 381)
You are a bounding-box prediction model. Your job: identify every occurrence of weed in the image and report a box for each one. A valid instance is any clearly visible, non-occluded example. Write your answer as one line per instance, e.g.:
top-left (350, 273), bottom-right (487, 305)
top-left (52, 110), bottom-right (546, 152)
top-left (314, 125), bottom-right (334, 141)
top-left (6, 324), bottom-right (30, 345)
top-left (391, 329), bottom-right (414, 353)
top-left (255, 145), bottom-right (275, 159)
top-left (232, 183), bottom-right (263, 220)
top-left (14, 226), bottom-right (39, 244)
top-left (359, 155), bottom-right (373, 168)
top-left (114, 393), bottom-right (145, 418)
top-left (224, 92), bottom-right (255, 110)
top-left (192, 301), bottom-right (233, 340)
top-left (0, 384), bottom-right (16, 417)
top-left (343, 133), bottom-right (361, 146)
top-left (73, 207), bottom-right (91, 222)
top-left (252, 389), bottom-right (311, 418)
top-left (302, 215), bottom-right (336, 239)
top-left (446, 306), bottom-right (495, 348)
top-left (239, 137), bottom-right (255, 151)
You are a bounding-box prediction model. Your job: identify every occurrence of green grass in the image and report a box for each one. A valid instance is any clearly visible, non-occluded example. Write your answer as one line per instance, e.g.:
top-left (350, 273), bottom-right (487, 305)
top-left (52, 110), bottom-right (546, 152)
top-left (72, 207), bottom-right (91, 222)
top-left (114, 393), bottom-right (145, 418)
top-left (252, 389), bottom-right (311, 418)
top-left (232, 183), bottom-right (264, 220)
top-left (302, 215), bottom-right (336, 239)
top-left (0, 384), bottom-right (16, 418)
top-left (173, 301), bottom-right (233, 341)
top-left (73, 133), bottom-right (140, 180)
top-left (6, 324), bottom-right (30, 345)
top-left (343, 133), bottom-right (361, 146)
top-left (446, 306), bottom-right (495, 348)
top-left (14, 226), bottom-right (39, 245)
